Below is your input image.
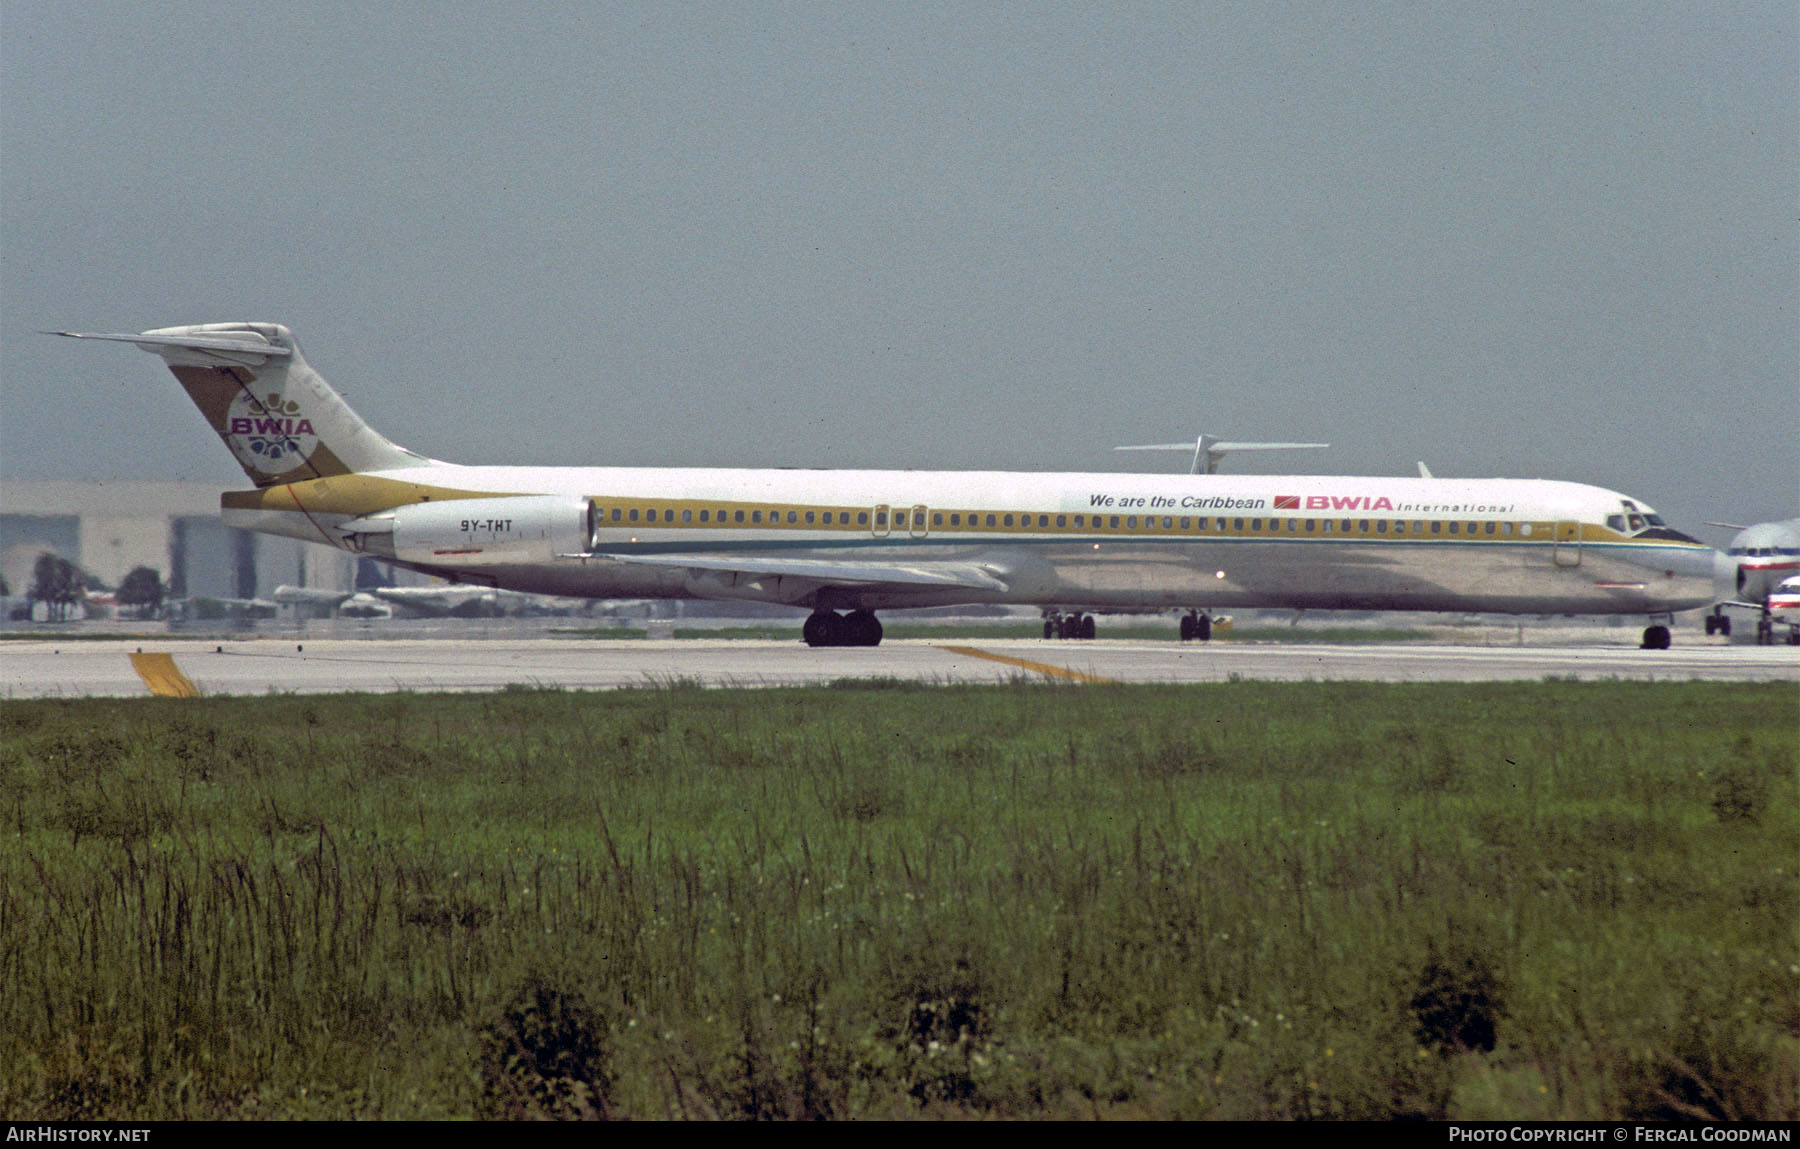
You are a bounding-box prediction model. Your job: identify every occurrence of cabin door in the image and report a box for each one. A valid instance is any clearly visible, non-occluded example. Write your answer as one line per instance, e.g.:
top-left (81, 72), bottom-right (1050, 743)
top-left (1552, 521), bottom-right (1582, 567)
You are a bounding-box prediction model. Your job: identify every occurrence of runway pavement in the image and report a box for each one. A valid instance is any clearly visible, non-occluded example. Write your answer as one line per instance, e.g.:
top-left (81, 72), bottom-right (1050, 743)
top-left (4, 636), bottom-right (1795, 698)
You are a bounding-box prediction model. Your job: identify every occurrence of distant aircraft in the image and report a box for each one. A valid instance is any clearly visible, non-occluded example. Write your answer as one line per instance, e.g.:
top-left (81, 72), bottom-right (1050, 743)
top-left (58, 323), bottom-right (1716, 647)
top-left (1703, 517), bottom-right (1800, 644)
top-left (1114, 434), bottom-right (1329, 475)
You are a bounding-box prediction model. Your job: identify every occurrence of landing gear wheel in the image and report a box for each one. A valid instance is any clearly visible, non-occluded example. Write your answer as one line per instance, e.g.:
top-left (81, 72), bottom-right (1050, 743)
top-left (845, 610), bottom-right (883, 647)
top-left (1078, 614), bottom-right (1096, 640)
top-left (1640, 624), bottom-right (1671, 650)
top-left (803, 610), bottom-right (841, 648)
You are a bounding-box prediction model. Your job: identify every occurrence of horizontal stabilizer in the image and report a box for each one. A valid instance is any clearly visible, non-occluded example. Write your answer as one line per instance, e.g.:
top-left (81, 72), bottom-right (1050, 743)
top-left (52, 329), bottom-right (293, 361)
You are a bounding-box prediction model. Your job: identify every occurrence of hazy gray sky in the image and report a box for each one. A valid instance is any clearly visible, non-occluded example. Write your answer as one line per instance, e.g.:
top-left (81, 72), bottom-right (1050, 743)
top-left (4, 2), bottom-right (1794, 533)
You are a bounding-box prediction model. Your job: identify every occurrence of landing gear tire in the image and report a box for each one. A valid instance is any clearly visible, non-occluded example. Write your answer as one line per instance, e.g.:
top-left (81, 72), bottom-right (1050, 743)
top-left (803, 610), bottom-right (840, 648)
top-left (1180, 612), bottom-right (1213, 642)
top-left (1078, 614), bottom-right (1096, 640)
top-left (1640, 624), bottom-right (1671, 650)
top-left (845, 610), bottom-right (883, 647)
top-left (805, 609), bottom-right (882, 648)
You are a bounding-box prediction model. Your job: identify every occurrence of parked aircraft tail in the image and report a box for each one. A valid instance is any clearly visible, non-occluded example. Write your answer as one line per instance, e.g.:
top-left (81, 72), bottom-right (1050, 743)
top-left (54, 323), bottom-right (429, 487)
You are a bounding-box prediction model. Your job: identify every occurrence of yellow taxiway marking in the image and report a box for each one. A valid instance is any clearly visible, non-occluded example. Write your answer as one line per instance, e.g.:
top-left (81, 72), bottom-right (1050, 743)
top-left (129, 651), bottom-right (201, 698)
top-left (934, 645), bottom-right (1115, 684)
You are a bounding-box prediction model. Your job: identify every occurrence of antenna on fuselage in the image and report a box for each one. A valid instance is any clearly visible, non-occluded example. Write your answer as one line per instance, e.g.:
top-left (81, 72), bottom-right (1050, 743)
top-left (1114, 434), bottom-right (1329, 475)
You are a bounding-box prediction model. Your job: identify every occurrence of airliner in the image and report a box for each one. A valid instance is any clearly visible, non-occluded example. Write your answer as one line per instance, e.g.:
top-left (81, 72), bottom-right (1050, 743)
top-left (1704, 517), bottom-right (1800, 644)
top-left (58, 323), bottom-right (1717, 648)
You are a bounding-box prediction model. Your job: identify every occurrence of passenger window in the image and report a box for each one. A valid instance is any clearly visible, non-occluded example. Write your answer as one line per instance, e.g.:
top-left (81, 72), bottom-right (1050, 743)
top-left (950, 513), bottom-right (961, 526)
top-left (1250, 518), bottom-right (1261, 531)
top-left (1110, 516), bottom-right (1121, 529)
top-left (804, 511), bottom-right (814, 524)
top-left (1322, 521), bottom-right (1332, 533)
top-left (1003, 514), bottom-right (1014, 527)
top-left (1180, 517), bottom-right (1191, 530)
top-left (1057, 515), bottom-right (1067, 528)
top-left (1162, 516), bottom-right (1172, 529)
top-left (895, 512), bottom-right (907, 527)
top-left (1306, 520), bottom-right (1315, 532)
top-left (699, 509), bottom-right (709, 523)
top-left (1502, 522), bottom-right (1513, 535)
top-left (1359, 520), bottom-right (1369, 532)
top-left (1215, 518), bottom-right (1227, 531)
top-left (1075, 515), bottom-right (1085, 528)
top-left (611, 508), bottom-right (622, 522)
top-left (1448, 522), bottom-right (1459, 534)
top-left (682, 509), bottom-right (693, 523)
top-left (629, 509), bottom-right (639, 522)
top-left (1484, 522), bottom-right (1494, 535)
top-left (1342, 520), bottom-right (1353, 533)
top-left (752, 510), bottom-right (762, 524)
top-left (1038, 515), bottom-right (1049, 527)
top-left (987, 514), bottom-right (997, 527)
top-left (734, 510), bottom-right (745, 524)
top-left (875, 512), bottom-right (887, 526)
top-left (1376, 520), bottom-right (1387, 533)
top-left (933, 513), bottom-right (943, 526)
top-left (857, 512), bottom-right (868, 525)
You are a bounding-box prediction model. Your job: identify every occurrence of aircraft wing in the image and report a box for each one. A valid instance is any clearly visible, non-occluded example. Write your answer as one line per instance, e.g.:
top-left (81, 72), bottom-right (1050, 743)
top-left (592, 552), bottom-right (1010, 592)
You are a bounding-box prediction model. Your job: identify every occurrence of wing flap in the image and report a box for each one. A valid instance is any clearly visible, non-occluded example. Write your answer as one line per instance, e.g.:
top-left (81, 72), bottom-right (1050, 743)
top-left (589, 552), bottom-right (1009, 592)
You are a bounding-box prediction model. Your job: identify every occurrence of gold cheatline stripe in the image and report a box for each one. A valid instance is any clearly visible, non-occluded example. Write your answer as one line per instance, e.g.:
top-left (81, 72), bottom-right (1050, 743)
top-left (130, 651), bottom-right (201, 698)
top-left (935, 645), bottom-right (1115, 685)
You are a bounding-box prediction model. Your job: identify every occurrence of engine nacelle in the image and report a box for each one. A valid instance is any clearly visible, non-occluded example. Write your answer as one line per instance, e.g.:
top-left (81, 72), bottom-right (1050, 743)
top-left (341, 495), bottom-right (596, 567)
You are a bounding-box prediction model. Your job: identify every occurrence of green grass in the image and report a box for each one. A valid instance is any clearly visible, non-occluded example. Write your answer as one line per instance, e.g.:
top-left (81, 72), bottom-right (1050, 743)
top-left (0, 682), bottom-right (1793, 1119)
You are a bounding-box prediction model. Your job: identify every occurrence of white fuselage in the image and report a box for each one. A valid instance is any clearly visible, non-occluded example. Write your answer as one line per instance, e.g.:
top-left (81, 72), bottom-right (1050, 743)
top-left (225, 461), bottom-right (1717, 616)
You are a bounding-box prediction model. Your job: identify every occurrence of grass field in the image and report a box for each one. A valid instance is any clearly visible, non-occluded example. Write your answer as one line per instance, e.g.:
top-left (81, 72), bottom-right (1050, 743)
top-left (1, 681), bottom-right (1793, 1120)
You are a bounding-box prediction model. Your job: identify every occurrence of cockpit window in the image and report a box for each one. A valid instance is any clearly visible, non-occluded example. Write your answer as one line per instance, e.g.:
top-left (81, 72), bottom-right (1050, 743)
top-left (1607, 515), bottom-right (1626, 532)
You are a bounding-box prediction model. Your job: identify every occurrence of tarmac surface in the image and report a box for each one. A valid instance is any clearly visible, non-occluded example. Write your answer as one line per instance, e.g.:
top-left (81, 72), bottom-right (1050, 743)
top-left (4, 636), bottom-right (1795, 698)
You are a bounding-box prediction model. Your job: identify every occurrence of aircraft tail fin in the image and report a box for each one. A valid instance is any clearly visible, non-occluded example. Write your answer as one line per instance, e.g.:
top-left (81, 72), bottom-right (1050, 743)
top-left (56, 323), bottom-right (430, 487)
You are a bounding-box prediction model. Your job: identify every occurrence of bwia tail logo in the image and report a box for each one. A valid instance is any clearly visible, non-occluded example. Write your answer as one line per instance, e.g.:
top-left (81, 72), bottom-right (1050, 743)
top-left (226, 390), bottom-right (317, 468)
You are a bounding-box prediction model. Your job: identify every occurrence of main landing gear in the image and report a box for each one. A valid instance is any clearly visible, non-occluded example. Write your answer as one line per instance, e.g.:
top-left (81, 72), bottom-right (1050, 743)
top-left (1042, 610), bottom-right (1096, 640)
top-left (1178, 610), bottom-right (1213, 642)
top-left (803, 609), bottom-right (883, 647)
top-left (1640, 624), bottom-right (1672, 650)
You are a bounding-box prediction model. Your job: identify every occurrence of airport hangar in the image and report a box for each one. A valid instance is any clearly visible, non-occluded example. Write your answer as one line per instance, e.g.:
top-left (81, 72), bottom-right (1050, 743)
top-left (0, 479), bottom-right (353, 604)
